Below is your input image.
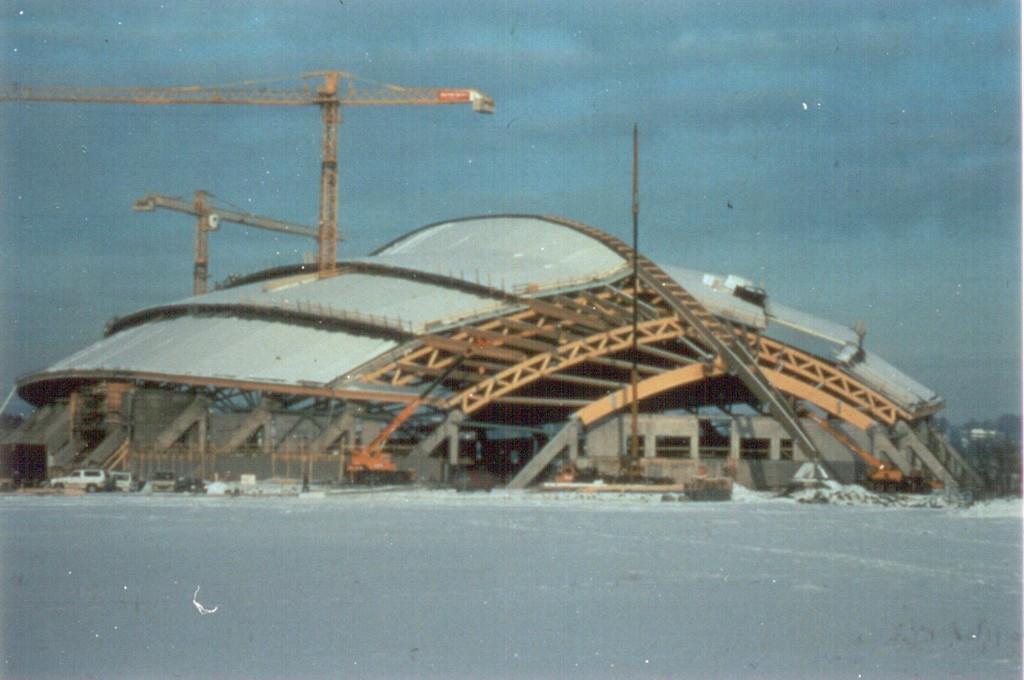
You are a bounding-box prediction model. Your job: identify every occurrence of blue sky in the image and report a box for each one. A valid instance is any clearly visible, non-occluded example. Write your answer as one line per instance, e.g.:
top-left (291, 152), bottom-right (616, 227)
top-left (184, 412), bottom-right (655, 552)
top-left (0, 0), bottom-right (1019, 423)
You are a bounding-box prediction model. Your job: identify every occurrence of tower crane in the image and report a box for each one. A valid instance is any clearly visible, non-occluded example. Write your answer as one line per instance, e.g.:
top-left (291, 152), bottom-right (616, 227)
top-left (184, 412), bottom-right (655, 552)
top-left (1, 71), bottom-right (495, 276)
top-left (132, 190), bottom-right (320, 295)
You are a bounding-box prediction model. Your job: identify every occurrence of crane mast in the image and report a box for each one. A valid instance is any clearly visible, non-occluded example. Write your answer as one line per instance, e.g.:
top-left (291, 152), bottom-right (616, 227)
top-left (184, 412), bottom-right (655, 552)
top-left (318, 74), bottom-right (342, 275)
top-left (1, 71), bottom-right (495, 276)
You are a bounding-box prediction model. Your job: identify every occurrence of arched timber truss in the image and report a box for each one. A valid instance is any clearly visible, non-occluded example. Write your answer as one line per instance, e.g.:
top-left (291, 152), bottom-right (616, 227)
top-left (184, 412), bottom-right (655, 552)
top-left (345, 275), bottom-right (913, 433)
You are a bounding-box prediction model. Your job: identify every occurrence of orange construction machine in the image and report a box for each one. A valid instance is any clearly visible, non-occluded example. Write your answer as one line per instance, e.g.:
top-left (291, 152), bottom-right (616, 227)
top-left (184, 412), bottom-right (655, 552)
top-left (345, 339), bottom-right (490, 484)
top-left (803, 412), bottom-right (937, 493)
top-left (344, 398), bottom-right (422, 485)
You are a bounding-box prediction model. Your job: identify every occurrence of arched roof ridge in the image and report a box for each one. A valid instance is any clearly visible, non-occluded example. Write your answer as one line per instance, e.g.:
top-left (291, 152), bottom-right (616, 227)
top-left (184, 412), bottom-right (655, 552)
top-left (369, 213), bottom-right (626, 261)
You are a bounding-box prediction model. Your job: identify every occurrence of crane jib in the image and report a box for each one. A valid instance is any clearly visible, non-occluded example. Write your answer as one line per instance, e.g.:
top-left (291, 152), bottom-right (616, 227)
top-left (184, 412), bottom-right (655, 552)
top-left (0, 72), bottom-right (495, 275)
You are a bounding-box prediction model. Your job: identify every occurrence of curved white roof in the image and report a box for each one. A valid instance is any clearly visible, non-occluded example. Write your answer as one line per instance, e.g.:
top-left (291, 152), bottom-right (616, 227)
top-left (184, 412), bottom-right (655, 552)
top-left (23, 215), bottom-right (941, 413)
top-left (177, 271), bottom-right (504, 333)
top-left (48, 315), bottom-right (396, 386)
top-left (372, 216), bottom-right (628, 293)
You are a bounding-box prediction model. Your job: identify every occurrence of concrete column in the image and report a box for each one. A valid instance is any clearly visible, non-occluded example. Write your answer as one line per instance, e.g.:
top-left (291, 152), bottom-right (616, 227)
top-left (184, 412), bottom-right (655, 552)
top-left (265, 413), bottom-right (278, 454)
top-left (729, 419), bottom-right (740, 460)
top-left (689, 433), bottom-right (699, 460)
top-left (643, 419), bottom-right (656, 458)
top-left (769, 436), bottom-right (780, 461)
top-left (68, 391), bottom-right (79, 457)
top-left (567, 421), bottom-right (579, 461)
top-left (197, 412), bottom-right (208, 480)
top-left (447, 422), bottom-right (459, 466)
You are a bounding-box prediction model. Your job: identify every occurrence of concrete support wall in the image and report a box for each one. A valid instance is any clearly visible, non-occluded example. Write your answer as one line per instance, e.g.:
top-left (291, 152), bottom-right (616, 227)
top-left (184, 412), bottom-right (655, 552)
top-left (128, 451), bottom-right (346, 484)
top-left (581, 413), bottom-right (865, 489)
top-left (584, 414), bottom-right (705, 459)
top-left (130, 390), bottom-right (197, 448)
top-left (402, 412), bottom-right (464, 485)
top-left (133, 398), bottom-right (385, 455)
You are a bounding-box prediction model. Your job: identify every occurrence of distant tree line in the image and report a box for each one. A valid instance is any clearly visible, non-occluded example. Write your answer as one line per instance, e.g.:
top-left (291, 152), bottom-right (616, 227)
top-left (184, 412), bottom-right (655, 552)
top-left (941, 414), bottom-right (1022, 497)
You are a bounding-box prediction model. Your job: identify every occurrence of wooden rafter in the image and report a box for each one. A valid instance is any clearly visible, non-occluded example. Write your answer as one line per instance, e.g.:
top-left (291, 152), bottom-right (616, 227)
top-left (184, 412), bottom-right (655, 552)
top-left (556, 292), bottom-right (628, 327)
top-left (525, 298), bottom-right (610, 332)
top-left (458, 326), bottom-right (556, 353)
top-left (756, 337), bottom-right (908, 425)
top-left (635, 342), bottom-right (695, 365)
top-left (449, 317), bottom-right (689, 414)
top-left (420, 335), bottom-right (526, 363)
top-left (494, 395), bottom-right (594, 408)
top-left (540, 372), bottom-right (624, 390)
top-left (587, 356), bottom-right (664, 375)
top-left (394, 362), bottom-right (483, 384)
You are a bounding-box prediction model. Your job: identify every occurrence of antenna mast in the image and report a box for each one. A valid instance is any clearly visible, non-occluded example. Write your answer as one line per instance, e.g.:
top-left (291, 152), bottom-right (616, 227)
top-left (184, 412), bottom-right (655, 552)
top-left (628, 124), bottom-right (641, 471)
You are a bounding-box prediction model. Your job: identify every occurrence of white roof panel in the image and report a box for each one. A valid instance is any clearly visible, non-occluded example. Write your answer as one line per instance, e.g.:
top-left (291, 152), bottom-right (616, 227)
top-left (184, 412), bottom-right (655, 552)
top-left (767, 302), bottom-right (860, 346)
top-left (373, 216), bottom-right (627, 293)
top-left (849, 351), bottom-right (941, 409)
top-left (661, 266), bottom-right (767, 329)
top-left (660, 266), bottom-right (938, 413)
top-left (178, 272), bottom-right (505, 333)
top-left (46, 316), bottom-right (397, 385)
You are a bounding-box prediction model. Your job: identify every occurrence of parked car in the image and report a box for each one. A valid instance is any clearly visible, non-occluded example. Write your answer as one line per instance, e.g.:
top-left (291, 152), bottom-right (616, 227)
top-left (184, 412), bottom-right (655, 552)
top-left (108, 471), bottom-right (135, 492)
top-left (48, 469), bottom-right (109, 492)
top-left (150, 471), bottom-right (176, 492)
top-left (175, 476), bottom-right (206, 494)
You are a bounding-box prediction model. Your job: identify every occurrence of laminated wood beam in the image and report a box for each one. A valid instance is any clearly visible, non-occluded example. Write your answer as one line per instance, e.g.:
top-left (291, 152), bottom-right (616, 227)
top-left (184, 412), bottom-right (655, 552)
top-left (420, 335), bottom-right (526, 363)
top-left (525, 298), bottom-right (609, 332)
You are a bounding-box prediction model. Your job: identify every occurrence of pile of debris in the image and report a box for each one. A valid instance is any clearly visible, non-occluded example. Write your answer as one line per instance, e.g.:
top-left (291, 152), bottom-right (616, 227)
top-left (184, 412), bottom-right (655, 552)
top-left (789, 481), bottom-right (970, 508)
top-left (781, 463), bottom-right (970, 507)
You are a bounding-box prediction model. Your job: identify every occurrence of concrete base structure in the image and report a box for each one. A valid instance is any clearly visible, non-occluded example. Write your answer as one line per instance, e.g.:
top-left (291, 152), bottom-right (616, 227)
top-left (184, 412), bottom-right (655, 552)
top-left (2, 379), bottom-right (964, 492)
top-left (573, 414), bottom-right (870, 488)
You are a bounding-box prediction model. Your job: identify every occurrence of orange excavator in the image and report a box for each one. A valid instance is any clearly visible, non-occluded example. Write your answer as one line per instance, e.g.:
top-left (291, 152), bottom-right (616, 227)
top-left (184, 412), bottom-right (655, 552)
top-left (345, 339), bottom-right (489, 484)
top-left (802, 412), bottom-right (937, 493)
top-left (344, 400), bottom-right (422, 485)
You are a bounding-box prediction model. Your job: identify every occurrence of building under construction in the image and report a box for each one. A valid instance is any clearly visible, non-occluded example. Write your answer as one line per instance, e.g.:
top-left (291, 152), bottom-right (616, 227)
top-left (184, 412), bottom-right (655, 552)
top-left (3, 214), bottom-right (981, 491)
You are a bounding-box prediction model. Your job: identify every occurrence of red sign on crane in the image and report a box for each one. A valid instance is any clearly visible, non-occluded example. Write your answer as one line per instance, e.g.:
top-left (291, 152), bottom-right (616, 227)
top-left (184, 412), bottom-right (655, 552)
top-left (437, 89), bottom-right (472, 103)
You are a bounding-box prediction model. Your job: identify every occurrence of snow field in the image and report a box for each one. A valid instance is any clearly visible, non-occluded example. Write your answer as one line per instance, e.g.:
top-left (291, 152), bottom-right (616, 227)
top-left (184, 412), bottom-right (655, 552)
top-left (1, 491), bottom-right (1020, 679)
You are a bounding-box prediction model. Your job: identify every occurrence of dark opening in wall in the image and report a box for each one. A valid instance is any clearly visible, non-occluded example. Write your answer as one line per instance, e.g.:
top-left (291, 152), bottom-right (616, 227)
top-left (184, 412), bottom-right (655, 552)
top-left (699, 420), bottom-right (729, 459)
top-left (740, 438), bottom-right (770, 460)
top-left (656, 436), bottom-right (690, 458)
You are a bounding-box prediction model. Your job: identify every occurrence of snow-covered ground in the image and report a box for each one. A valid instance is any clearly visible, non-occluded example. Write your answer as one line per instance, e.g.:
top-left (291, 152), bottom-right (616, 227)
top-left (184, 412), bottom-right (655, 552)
top-left (1, 490), bottom-right (1020, 679)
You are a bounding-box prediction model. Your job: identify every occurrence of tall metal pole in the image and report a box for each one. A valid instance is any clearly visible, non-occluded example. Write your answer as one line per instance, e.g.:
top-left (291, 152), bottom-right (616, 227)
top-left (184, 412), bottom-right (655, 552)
top-left (317, 73), bottom-right (341, 276)
top-left (192, 190), bottom-right (211, 296)
top-left (629, 124), bottom-right (640, 468)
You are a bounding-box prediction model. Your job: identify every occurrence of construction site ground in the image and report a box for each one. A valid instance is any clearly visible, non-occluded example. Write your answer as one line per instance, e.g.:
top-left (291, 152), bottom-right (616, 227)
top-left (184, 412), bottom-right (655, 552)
top-left (1, 490), bottom-right (1020, 679)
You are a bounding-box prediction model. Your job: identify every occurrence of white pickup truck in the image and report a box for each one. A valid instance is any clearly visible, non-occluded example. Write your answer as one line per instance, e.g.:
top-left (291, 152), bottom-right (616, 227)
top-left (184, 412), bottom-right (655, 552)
top-left (48, 469), bottom-right (110, 492)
